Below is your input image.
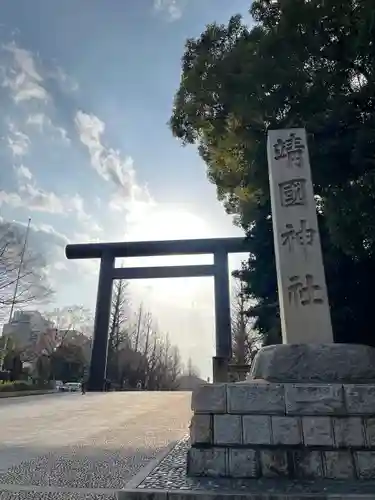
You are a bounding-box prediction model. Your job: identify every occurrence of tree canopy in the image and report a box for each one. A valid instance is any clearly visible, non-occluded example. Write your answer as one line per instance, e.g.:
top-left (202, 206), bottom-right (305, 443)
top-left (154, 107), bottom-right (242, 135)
top-left (170, 0), bottom-right (375, 346)
top-left (50, 343), bottom-right (86, 382)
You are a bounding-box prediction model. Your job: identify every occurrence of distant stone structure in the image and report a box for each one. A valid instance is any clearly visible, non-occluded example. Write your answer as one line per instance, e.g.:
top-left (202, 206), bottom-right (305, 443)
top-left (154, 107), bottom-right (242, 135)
top-left (176, 374), bottom-right (206, 391)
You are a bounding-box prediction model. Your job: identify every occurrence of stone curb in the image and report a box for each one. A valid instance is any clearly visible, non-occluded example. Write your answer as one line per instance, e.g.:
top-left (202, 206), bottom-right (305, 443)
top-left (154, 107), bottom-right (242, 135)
top-left (117, 488), bottom-right (375, 500)
top-left (124, 440), bottom-right (183, 489)
top-left (0, 483), bottom-right (119, 494)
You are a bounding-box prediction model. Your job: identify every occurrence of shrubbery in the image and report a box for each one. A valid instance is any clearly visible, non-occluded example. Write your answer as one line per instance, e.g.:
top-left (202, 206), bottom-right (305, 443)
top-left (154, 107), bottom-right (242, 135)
top-left (0, 380), bottom-right (53, 392)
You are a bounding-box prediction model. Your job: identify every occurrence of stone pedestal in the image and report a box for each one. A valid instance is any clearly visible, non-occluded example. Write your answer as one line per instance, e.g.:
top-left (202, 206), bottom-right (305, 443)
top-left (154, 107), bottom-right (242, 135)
top-left (187, 344), bottom-right (375, 481)
top-left (249, 343), bottom-right (375, 383)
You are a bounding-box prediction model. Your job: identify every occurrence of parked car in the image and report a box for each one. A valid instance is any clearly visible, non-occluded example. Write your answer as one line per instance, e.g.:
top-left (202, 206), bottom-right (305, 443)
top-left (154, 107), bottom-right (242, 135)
top-left (59, 382), bottom-right (81, 392)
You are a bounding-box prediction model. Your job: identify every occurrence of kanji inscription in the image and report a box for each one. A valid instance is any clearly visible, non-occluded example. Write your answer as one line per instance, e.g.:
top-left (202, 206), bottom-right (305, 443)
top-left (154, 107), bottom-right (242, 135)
top-left (281, 219), bottom-right (316, 252)
top-left (267, 128), bottom-right (333, 343)
top-left (279, 178), bottom-right (307, 207)
top-left (273, 132), bottom-right (305, 168)
top-left (287, 274), bottom-right (324, 307)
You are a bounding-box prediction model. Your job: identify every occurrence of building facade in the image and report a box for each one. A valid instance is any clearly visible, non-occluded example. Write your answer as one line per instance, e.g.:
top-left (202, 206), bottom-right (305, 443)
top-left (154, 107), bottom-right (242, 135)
top-left (2, 311), bottom-right (56, 352)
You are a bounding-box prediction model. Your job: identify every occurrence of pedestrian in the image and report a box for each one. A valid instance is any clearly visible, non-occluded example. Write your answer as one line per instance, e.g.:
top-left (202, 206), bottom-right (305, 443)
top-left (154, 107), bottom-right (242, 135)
top-left (81, 380), bottom-right (86, 395)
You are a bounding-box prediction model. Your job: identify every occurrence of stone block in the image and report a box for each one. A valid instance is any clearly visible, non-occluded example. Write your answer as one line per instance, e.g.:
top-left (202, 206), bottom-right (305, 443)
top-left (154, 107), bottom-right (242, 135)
top-left (227, 382), bottom-right (284, 414)
top-left (187, 447), bottom-right (227, 477)
top-left (285, 384), bottom-right (345, 415)
top-left (272, 416), bottom-right (301, 445)
top-left (118, 491), bottom-right (168, 500)
top-left (228, 449), bottom-right (259, 478)
top-left (324, 451), bottom-right (355, 479)
top-left (345, 385), bottom-right (375, 415)
top-left (355, 451), bottom-right (375, 479)
top-left (302, 416), bottom-right (333, 446)
top-left (333, 417), bottom-right (364, 448)
top-left (242, 415), bottom-right (271, 445)
top-left (260, 450), bottom-right (289, 478)
top-left (190, 414), bottom-right (212, 445)
top-left (364, 418), bottom-right (375, 447)
top-left (249, 344), bottom-right (375, 383)
top-left (191, 384), bottom-right (226, 413)
top-left (214, 415), bottom-right (242, 445)
top-left (293, 450), bottom-right (323, 479)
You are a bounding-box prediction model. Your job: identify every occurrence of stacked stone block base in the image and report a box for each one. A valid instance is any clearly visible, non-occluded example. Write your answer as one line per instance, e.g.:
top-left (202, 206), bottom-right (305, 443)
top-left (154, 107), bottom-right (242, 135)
top-left (188, 382), bottom-right (375, 479)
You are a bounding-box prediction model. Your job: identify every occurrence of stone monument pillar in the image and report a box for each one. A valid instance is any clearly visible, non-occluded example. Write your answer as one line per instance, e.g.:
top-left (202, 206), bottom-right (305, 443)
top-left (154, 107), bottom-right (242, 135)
top-left (187, 128), bottom-right (375, 482)
top-left (267, 128), bottom-right (332, 344)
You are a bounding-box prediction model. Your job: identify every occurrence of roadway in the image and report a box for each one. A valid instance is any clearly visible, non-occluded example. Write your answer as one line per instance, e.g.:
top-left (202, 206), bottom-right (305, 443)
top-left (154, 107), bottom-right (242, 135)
top-left (0, 391), bottom-right (192, 499)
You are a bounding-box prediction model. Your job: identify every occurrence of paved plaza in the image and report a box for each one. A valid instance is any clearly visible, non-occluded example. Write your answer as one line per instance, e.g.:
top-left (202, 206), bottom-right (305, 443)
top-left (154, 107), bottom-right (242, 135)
top-left (0, 391), bottom-right (192, 499)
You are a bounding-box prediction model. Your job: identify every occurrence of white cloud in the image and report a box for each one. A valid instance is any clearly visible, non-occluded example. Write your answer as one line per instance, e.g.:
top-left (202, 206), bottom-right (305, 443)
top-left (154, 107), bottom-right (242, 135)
top-left (2, 42), bottom-right (48, 103)
top-left (1, 169), bottom-right (100, 232)
top-left (58, 128), bottom-right (69, 142)
top-left (15, 164), bottom-right (33, 181)
top-left (31, 222), bottom-right (70, 246)
top-left (11, 221), bottom-right (75, 283)
top-left (1, 217), bottom-right (70, 262)
top-left (18, 183), bottom-right (64, 213)
top-left (49, 66), bottom-right (79, 93)
top-left (53, 261), bottom-right (68, 271)
top-left (68, 194), bottom-right (86, 221)
top-left (26, 113), bottom-right (69, 143)
top-left (5, 216), bottom-right (99, 279)
top-left (75, 111), bottom-right (152, 210)
top-left (108, 188), bottom-right (155, 215)
top-left (72, 232), bottom-right (100, 243)
top-left (153, 0), bottom-right (186, 21)
top-left (68, 194), bottom-right (103, 234)
top-left (0, 191), bottom-right (23, 208)
top-left (7, 124), bottom-right (30, 156)
top-left (1, 42), bottom-right (77, 106)
top-left (26, 113), bottom-right (45, 127)
top-left (3, 187), bottom-right (63, 217)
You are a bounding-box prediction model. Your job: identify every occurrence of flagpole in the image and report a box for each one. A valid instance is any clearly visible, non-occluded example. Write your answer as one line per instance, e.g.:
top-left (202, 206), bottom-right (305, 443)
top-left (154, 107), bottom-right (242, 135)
top-left (0, 217), bottom-right (31, 370)
top-left (1, 218), bottom-right (32, 370)
top-left (8, 217), bottom-right (32, 323)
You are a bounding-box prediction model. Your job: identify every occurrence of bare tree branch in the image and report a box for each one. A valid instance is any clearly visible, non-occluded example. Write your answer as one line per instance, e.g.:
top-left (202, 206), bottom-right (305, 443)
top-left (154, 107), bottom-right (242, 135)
top-left (0, 221), bottom-right (54, 321)
top-left (107, 280), bottom-right (132, 381)
top-left (44, 305), bottom-right (93, 349)
top-left (231, 276), bottom-right (262, 370)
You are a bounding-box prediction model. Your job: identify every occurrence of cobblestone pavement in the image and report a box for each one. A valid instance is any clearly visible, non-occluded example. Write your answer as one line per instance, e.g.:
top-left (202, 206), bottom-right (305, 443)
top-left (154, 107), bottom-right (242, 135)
top-left (137, 438), bottom-right (375, 496)
top-left (0, 391), bottom-right (192, 499)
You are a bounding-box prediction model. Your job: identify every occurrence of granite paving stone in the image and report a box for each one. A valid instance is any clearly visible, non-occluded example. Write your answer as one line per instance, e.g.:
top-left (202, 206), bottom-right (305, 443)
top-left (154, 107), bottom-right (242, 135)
top-left (0, 491), bottom-right (117, 500)
top-left (134, 437), bottom-right (375, 495)
top-left (0, 391), bottom-right (192, 497)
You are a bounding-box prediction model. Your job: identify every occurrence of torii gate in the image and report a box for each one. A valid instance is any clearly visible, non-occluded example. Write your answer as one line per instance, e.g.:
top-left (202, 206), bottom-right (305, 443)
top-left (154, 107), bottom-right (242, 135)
top-left (65, 237), bottom-right (249, 390)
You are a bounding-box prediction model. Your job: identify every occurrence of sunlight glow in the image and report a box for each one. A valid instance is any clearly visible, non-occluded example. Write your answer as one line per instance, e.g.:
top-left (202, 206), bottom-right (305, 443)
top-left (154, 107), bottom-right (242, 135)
top-left (125, 205), bottom-right (215, 303)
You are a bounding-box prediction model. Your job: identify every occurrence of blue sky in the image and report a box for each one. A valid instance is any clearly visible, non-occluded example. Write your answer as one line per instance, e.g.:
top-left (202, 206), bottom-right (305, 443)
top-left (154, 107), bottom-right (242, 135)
top-left (0, 0), bottom-right (251, 377)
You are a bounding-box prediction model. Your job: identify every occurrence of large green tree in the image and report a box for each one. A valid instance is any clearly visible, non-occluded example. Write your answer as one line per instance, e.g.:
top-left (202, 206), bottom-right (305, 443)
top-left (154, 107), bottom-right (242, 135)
top-left (170, 0), bottom-right (375, 346)
top-left (50, 344), bottom-right (86, 382)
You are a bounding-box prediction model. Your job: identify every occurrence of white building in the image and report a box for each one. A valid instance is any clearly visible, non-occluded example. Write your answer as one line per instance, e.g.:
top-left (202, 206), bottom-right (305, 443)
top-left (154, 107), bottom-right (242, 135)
top-left (2, 310), bottom-right (56, 350)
